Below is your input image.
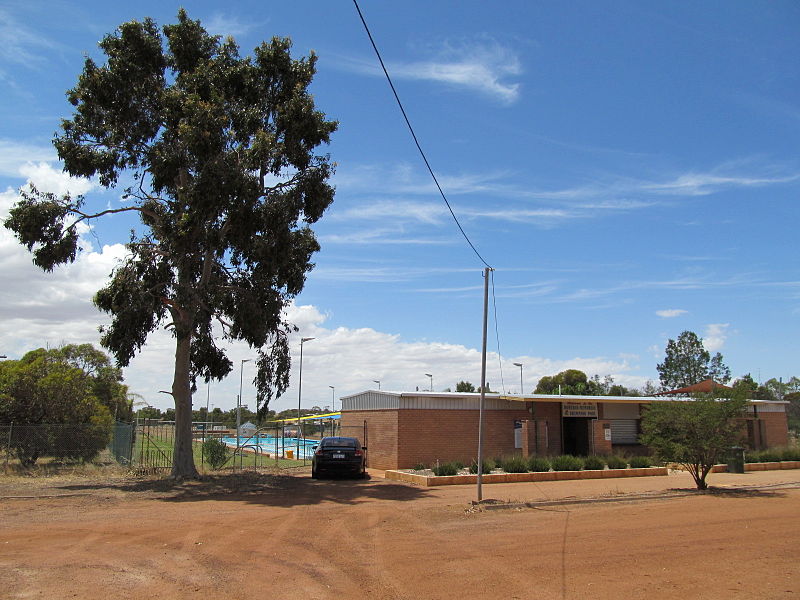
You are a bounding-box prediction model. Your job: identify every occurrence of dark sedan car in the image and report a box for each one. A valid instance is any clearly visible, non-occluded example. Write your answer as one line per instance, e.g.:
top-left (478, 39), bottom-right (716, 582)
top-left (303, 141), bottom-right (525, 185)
top-left (311, 436), bottom-right (367, 479)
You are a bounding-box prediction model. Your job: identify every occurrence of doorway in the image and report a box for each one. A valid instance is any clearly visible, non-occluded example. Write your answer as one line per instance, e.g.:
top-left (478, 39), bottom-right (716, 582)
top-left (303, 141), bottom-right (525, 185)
top-left (562, 417), bottom-right (591, 456)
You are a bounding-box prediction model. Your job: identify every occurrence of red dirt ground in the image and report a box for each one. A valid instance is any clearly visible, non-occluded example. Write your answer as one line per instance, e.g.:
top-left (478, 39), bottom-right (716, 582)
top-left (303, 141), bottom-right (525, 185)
top-left (1, 468), bottom-right (799, 600)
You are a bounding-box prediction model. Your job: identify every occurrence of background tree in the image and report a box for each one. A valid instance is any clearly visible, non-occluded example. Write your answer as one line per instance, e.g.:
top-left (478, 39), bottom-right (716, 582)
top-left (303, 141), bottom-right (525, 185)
top-left (534, 369), bottom-right (604, 395)
top-left (455, 381), bottom-right (476, 393)
top-left (4, 12), bottom-right (337, 478)
top-left (0, 348), bottom-right (114, 466)
top-left (656, 330), bottom-right (731, 391)
top-left (640, 393), bottom-right (746, 490)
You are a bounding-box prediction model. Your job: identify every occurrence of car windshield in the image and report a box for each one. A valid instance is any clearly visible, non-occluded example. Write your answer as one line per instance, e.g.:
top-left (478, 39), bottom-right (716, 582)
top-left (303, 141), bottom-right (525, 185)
top-left (322, 438), bottom-right (358, 448)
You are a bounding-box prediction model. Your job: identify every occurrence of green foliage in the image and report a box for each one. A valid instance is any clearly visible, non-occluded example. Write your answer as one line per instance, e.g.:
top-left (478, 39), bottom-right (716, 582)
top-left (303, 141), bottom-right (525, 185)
top-left (605, 455), bottom-right (628, 469)
top-left (551, 455), bottom-right (585, 471)
top-left (640, 394), bottom-right (747, 489)
top-left (202, 438), bottom-right (230, 470)
top-left (499, 455), bottom-right (529, 473)
top-left (469, 457), bottom-right (495, 474)
top-left (656, 330), bottom-right (731, 391)
top-left (583, 455), bottom-right (606, 470)
top-left (3, 11), bottom-right (337, 478)
top-left (412, 462), bottom-right (427, 471)
top-left (744, 449), bottom-right (782, 463)
top-left (432, 461), bottom-right (459, 476)
top-left (528, 456), bottom-right (552, 472)
top-left (455, 381), bottom-right (476, 393)
top-left (629, 455), bottom-right (653, 468)
top-left (0, 347), bottom-right (116, 466)
top-left (780, 446), bottom-right (800, 461)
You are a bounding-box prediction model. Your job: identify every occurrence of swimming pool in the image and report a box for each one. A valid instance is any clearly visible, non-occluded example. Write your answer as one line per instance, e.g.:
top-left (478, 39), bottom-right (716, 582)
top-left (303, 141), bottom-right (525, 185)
top-left (221, 435), bottom-right (319, 459)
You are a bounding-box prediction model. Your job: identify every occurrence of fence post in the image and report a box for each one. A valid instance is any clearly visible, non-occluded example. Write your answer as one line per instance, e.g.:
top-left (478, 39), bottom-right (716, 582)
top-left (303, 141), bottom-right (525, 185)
top-left (4, 423), bottom-right (12, 473)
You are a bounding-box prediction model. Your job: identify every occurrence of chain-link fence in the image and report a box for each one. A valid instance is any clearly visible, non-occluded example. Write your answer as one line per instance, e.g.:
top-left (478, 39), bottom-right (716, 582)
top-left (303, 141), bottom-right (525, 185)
top-left (2, 418), bottom-right (370, 474)
top-left (1, 422), bottom-right (132, 471)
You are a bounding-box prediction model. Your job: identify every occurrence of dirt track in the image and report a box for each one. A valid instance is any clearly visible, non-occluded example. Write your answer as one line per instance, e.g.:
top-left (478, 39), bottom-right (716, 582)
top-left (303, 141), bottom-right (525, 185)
top-left (1, 468), bottom-right (799, 600)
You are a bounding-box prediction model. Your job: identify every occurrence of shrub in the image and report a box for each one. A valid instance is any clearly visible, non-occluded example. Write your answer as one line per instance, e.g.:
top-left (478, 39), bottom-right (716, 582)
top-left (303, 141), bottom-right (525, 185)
top-left (412, 462), bottom-right (428, 471)
top-left (202, 438), bottom-right (230, 470)
top-left (432, 461), bottom-right (459, 476)
top-left (753, 449), bottom-right (782, 462)
top-left (551, 454), bottom-right (584, 471)
top-left (605, 455), bottom-right (628, 469)
top-left (469, 457), bottom-right (495, 474)
top-left (452, 460), bottom-right (465, 470)
top-left (583, 455), bottom-right (606, 470)
top-left (528, 456), bottom-right (551, 472)
top-left (629, 455), bottom-right (653, 468)
top-left (499, 455), bottom-right (529, 473)
top-left (780, 447), bottom-right (800, 461)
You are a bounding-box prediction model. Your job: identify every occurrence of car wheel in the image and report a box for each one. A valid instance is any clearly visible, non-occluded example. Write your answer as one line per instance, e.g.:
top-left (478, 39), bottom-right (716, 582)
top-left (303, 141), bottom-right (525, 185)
top-left (311, 467), bottom-right (318, 479)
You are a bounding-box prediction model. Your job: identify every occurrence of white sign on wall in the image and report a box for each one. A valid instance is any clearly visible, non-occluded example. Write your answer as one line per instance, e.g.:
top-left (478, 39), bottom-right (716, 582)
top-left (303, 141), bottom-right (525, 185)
top-left (561, 402), bottom-right (598, 418)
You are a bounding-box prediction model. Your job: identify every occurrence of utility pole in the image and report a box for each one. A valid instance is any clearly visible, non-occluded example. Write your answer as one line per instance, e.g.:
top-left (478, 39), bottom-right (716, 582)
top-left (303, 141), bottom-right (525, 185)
top-left (477, 267), bottom-right (491, 503)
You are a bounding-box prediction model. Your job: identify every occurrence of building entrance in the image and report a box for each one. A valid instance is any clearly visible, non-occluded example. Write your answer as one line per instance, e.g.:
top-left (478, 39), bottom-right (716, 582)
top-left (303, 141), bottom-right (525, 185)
top-left (562, 417), bottom-right (591, 456)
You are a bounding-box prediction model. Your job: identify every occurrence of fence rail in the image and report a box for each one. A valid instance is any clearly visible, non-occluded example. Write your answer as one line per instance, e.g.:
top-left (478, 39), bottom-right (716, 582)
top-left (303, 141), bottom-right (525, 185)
top-left (2, 419), bottom-right (369, 474)
top-left (0, 419), bottom-right (367, 474)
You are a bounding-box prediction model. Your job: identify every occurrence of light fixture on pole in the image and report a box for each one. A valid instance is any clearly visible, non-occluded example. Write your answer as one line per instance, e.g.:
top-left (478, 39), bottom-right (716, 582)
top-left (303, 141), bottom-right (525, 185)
top-left (297, 337), bottom-right (315, 457)
top-left (237, 358), bottom-right (251, 466)
top-left (373, 379), bottom-right (381, 391)
top-left (329, 385), bottom-right (335, 411)
top-left (425, 373), bottom-right (433, 392)
top-left (513, 362), bottom-right (523, 395)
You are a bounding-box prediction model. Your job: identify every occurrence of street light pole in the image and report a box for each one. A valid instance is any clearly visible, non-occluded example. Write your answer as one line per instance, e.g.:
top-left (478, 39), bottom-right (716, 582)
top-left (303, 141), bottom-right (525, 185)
top-left (513, 362), bottom-right (524, 395)
top-left (237, 359), bottom-right (251, 467)
top-left (425, 373), bottom-right (433, 392)
top-left (329, 385), bottom-right (335, 411)
top-left (297, 337), bottom-right (315, 458)
top-left (373, 379), bottom-right (381, 391)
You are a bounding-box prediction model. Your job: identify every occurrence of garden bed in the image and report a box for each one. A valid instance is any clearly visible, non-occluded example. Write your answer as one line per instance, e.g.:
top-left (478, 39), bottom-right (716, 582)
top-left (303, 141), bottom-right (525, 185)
top-left (385, 467), bottom-right (669, 486)
top-left (706, 460), bottom-right (800, 473)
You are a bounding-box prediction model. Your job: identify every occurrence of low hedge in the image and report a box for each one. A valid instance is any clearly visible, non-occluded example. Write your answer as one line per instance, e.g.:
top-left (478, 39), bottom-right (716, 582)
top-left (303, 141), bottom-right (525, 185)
top-left (499, 455), bottom-right (529, 473)
top-left (583, 455), bottom-right (606, 470)
top-left (605, 455), bottom-right (628, 469)
top-left (629, 455), bottom-right (653, 468)
top-left (551, 454), bottom-right (584, 471)
top-left (432, 461), bottom-right (460, 476)
top-left (528, 456), bottom-right (551, 472)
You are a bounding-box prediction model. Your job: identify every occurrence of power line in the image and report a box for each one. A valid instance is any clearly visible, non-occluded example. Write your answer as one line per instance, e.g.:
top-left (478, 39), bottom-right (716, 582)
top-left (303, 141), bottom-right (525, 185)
top-left (491, 270), bottom-right (506, 394)
top-left (351, 0), bottom-right (492, 269)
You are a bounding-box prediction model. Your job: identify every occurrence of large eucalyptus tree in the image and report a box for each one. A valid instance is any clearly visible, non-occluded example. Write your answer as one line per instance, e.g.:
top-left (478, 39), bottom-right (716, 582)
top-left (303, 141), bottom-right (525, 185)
top-left (4, 11), bottom-right (337, 477)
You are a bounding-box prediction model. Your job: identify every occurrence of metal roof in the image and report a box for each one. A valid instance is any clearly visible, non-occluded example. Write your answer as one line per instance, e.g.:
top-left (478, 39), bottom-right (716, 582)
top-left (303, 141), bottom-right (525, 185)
top-left (340, 390), bottom-right (787, 405)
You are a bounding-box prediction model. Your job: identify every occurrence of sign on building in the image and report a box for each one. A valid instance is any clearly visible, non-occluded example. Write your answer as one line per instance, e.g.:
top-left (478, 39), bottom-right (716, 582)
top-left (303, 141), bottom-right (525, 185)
top-left (561, 402), bottom-right (598, 418)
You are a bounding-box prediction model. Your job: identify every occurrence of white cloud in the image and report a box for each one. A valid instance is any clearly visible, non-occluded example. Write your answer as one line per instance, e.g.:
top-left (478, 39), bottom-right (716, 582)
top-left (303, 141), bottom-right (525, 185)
top-left (338, 39), bottom-right (522, 104)
top-left (0, 9), bottom-right (59, 71)
top-left (0, 140), bottom-right (56, 177)
top-left (703, 323), bottom-right (730, 352)
top-left (18, 162), bottom-right (94, 196)
top-left (656, 309), bottom-right (688, 318)
top-left (203, 12), bottom-right (262, 37)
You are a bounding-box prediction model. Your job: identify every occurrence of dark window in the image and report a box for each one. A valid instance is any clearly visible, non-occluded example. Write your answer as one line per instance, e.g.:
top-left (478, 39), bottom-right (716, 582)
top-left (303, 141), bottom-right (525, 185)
top-left (321, 438), bottom-right (358, 448)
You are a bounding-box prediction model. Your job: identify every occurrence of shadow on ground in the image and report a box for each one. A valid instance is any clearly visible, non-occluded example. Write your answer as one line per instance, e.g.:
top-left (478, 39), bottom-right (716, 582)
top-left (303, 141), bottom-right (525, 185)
top-left (54, 471), bottom-right (432, 507)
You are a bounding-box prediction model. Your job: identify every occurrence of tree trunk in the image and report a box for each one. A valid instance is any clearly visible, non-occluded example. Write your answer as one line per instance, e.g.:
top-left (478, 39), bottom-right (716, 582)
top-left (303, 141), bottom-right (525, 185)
top-left (170, 328), bottom-right (199, 479)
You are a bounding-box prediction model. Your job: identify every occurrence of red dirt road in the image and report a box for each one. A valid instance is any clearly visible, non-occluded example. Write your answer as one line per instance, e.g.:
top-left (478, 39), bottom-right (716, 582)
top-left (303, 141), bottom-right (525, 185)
top-left (1, 469), bottom-right (799, 599)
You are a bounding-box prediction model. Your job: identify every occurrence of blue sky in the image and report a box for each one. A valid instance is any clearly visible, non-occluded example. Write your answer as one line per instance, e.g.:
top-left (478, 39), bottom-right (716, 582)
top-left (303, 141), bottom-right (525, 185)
top-left (1, 1), bottom-right (798, 411)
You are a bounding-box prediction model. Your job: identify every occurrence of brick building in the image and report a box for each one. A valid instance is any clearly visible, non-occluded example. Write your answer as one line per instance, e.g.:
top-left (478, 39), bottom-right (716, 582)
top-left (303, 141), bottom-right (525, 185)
top-left (339, 390), bottom-right (789, 470)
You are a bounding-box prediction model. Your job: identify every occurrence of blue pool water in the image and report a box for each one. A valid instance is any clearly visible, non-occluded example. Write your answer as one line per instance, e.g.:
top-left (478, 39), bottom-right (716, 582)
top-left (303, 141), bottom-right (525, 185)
top-left (221, 436), bottom-right (318, 459)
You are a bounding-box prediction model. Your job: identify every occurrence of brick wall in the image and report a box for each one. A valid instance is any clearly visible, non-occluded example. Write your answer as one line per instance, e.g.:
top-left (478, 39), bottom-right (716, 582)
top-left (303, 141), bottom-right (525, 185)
top-left (762, 411), bottom-right (789, 447)
top-left (592, 419), bottom-right (612, 455)
top-left (341, 410), bottom-right (398, 470)
top-left (395, 409), bottom-right (532, 469)
top-left (531, 402), bottom-right (562, 455)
